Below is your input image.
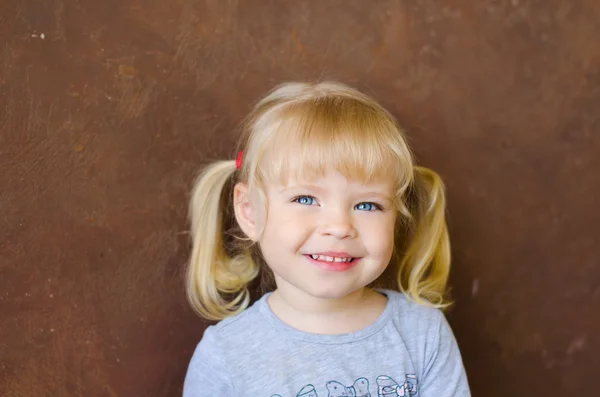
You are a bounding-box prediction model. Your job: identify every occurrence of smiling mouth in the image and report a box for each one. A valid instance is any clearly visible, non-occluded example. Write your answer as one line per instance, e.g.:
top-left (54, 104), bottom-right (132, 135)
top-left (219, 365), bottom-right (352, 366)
top-left (308, 254), bottom-right (356, 263)
top-left (304, 254), bottom-right (360, 272)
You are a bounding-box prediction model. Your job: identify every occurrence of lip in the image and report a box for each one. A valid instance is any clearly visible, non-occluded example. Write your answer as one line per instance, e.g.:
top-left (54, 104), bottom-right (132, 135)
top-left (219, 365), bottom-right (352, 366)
top-left (310, 251), bottom-right (354, 257)
top-left (303, 253), bottom-right (361, 272)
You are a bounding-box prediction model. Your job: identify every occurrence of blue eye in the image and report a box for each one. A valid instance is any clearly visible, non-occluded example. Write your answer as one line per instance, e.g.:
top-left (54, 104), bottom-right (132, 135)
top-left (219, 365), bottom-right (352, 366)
top-left (355, 202), bottom-right (380, 211)
top-left (293, 195), bottom-right (315, 205)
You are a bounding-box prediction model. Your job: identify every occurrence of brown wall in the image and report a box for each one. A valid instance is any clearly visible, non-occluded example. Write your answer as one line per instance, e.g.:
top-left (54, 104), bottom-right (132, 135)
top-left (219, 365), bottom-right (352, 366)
top-left (2, 1), bottom-right (599, 396)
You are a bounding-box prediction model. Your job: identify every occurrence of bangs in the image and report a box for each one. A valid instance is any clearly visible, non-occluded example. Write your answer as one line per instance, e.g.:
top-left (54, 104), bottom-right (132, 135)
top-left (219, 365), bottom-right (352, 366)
top-left (254, 96), bottom-right (413, 192)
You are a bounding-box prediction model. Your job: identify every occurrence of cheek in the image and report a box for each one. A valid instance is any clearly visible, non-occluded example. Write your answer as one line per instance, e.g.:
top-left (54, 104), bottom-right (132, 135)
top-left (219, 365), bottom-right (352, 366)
top-left (262, 205), bottom-right (312, 249)
top-left (264, 205), bottom-right (296, 235)
top-left (361, 216), bottom-right (396, 256)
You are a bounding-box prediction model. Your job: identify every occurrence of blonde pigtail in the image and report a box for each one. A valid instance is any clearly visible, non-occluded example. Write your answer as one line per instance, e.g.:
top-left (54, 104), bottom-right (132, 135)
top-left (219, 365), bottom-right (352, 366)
top-left (398, 166), bottom-right (452, 309)
top-left (186, 160), bottom-right (259, 321)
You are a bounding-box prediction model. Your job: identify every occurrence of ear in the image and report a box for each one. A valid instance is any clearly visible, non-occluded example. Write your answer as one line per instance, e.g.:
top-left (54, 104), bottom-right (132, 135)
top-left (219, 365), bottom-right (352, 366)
top-left (233, 182), bottom-right (259, 240)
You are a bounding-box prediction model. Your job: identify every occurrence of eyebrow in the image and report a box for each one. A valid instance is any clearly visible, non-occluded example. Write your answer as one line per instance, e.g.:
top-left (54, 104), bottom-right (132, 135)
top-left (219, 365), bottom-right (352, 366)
top-left (278, 184), bottom-right (324, 194)
top-left (362, 192), bottom-right (394, 200)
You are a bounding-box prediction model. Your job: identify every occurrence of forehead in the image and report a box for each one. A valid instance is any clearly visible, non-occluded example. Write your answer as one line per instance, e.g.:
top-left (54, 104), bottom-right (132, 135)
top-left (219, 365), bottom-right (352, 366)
top-left (259, 139), bottom-right (402, 190)
top-left (272, 169), bottom-right (396, 196)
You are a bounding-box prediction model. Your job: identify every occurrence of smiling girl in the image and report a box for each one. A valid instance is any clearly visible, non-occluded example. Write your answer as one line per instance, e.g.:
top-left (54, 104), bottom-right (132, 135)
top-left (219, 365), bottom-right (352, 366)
top-left (183, 81), bottom-right (470, 397)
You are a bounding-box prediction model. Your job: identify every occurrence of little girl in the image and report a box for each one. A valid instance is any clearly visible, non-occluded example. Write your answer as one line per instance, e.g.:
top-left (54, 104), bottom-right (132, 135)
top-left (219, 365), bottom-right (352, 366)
top-left (182, 82), bottom-right (471, 397)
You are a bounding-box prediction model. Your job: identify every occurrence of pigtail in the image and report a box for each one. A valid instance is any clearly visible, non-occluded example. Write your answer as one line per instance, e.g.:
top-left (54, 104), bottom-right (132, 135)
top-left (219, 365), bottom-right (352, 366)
top-left (398, 166), bottom-right (452, 309)
top-left (186, 160), bottom-right (259, 321)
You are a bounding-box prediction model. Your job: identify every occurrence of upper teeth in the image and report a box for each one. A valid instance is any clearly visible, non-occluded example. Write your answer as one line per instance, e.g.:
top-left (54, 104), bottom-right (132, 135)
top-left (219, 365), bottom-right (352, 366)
top-left (310, 255), bottom-right (353, 263)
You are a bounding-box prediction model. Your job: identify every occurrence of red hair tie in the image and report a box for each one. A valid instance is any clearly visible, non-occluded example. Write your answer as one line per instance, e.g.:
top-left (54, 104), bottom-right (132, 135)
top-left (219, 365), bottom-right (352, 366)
top-left (235, 151), bottom-right (243, 170)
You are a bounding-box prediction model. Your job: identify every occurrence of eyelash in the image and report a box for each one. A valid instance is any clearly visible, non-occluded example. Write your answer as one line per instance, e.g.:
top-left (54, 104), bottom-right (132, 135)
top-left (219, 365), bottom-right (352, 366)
top-left (291, 195), bottom-right (383, 211)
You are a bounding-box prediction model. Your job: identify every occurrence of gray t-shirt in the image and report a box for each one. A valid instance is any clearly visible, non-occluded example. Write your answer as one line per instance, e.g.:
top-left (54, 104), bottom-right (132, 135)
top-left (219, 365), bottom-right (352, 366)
top-left (183, 289), bottom-right (470, 397)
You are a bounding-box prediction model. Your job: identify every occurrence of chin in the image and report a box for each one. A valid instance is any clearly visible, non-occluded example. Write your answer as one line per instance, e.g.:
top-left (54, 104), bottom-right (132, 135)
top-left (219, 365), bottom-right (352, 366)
top-left (306, 284), bottom-right (360, 300)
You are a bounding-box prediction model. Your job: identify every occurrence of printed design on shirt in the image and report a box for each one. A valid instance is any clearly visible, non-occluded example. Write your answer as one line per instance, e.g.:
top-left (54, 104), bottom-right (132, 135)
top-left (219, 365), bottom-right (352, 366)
top-left (269, 384), bottom-right (318, 397)
top-left (269, 374), bottom-right (417, 397)
top-left (376, 375), bottom-right (418, 397)
top-left (326, 377), bottom-right (370, 397)
top-left (297, 384), bottom-right (318, 397)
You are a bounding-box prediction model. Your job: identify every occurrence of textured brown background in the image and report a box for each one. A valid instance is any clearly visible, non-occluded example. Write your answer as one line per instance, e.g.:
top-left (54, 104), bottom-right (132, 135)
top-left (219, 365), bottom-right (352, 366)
top-left (1, 0), bottom-right (599, 396)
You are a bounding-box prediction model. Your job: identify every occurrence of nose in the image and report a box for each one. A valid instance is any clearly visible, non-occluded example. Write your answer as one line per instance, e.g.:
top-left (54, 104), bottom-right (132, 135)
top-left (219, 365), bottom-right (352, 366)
top-left (320, 209), bottom-right (357, 239)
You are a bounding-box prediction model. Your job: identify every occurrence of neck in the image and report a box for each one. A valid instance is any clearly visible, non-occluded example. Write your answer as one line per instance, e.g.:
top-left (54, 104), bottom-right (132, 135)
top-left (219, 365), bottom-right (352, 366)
top-left (267, 286), bottom-right (387, 334)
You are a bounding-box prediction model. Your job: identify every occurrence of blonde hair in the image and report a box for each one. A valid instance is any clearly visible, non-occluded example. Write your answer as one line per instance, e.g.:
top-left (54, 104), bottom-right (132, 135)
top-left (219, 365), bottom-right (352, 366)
top-left (186, 81), bottom-right (451, 321)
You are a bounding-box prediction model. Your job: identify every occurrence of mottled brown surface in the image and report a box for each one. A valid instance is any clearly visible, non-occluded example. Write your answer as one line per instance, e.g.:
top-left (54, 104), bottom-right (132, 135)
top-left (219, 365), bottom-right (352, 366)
top-left (1, 0), bottom-right (599, 396)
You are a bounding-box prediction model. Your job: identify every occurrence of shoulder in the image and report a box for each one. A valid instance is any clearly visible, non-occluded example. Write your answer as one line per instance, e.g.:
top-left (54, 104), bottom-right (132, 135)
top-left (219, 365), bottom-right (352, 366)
top-left (197, 296), bottom-right (267, 350)
top-left (383, 293), bottom-right (470, 394)
top-left (385, 289), bottom-right (444, 319)
top-left (384, 289), bottom-right (446, 341)
top-left (184, 305), bottom-right (263, 396)
top-left (383, 290), bottom-right (462, 378)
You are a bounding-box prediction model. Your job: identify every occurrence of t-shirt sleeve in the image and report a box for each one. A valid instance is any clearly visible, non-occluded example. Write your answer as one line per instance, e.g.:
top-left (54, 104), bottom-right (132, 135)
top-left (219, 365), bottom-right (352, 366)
top-left (182, 328), bottom-right (236, 397)
top-left (419, 310), bottom-right (471, 397)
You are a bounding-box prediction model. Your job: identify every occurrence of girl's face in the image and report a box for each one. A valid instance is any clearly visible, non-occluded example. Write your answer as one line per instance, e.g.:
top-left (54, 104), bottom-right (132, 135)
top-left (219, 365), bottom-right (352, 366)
top-left (257, 169), bottom-right (397, 301)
